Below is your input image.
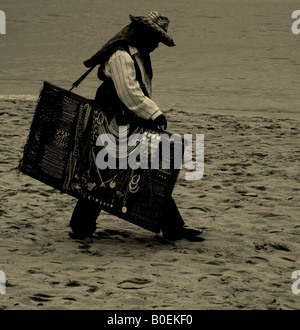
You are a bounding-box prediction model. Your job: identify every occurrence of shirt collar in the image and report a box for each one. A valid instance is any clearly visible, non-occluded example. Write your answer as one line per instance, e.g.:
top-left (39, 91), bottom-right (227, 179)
top-left (129, 45), bottom-right (139, 56)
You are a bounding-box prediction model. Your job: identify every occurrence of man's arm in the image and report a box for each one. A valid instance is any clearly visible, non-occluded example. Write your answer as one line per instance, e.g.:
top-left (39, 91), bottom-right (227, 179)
top-left (104, 49), bottom-right (163, 121)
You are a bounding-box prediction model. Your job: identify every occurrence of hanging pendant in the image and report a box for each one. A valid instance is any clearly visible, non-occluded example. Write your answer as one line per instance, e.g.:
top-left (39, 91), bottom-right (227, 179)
top-left (122, 206), bottom-right (127, 214)
top-left (131, 175), bottom-right (141, 184)
top-left (109, 180), bottom-right (116, 189)
top-left (129, 184), bottom-right (139, 194)
top-left (87, 182), bottom-right (96, 191)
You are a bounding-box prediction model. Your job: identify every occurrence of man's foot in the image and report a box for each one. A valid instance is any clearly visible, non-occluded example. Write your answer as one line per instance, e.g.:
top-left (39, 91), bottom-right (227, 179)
top-left (163, 226), bottom-right (203, 241)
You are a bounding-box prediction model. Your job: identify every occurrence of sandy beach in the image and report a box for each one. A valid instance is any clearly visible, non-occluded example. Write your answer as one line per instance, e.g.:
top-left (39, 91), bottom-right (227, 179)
top-left (1, 98), bottom-right (299, 310)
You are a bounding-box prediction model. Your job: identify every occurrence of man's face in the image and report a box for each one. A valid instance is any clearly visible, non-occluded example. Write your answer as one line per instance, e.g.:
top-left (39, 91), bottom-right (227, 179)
top-left (138, 29), bottom-right (160, 54)
top-left (147, 38), bottom-right (159, 53)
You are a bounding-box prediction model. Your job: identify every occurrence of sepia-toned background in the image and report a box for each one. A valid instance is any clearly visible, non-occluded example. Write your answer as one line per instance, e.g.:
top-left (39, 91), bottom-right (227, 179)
top-left (0, 0), bottom-right (299, 310)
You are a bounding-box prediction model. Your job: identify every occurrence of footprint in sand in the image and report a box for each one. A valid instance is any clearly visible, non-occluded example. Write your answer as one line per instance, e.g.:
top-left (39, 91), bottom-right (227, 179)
top-left (117, 278), bottom-right (152, 290)
top-left (65, 280), bottom-right (82, 287)
top-left (95, 229), bottom-right (131, 241)
top-left (268, 242), bottom-right (291, 252)
top-left (30, 293), bottom-right (77, 306)
top-left (30, 293), bottom-right (54, 302)
top-left (187, 206), bottom-right (210, 213)
top-left (254, 241), bottom-right (291, 252)
top-left (86, 286), bottom-right (99, 293)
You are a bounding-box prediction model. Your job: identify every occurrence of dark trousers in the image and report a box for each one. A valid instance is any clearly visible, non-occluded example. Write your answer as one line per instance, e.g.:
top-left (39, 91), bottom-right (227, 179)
top-left (69, 197), bottom-right (185, 237)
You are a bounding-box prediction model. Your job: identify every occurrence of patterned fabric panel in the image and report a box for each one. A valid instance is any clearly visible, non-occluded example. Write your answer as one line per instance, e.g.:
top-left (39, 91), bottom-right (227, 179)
top-left (19, 82), bottom-right (182, 233)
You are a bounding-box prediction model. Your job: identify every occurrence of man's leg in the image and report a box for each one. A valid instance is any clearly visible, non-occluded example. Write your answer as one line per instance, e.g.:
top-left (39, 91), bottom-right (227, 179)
top-left (69, 199), bottom-right (101, 238)
top-left (160, 197), bottom-right (202, 241)
top-left (160, 197), bottom-right (184, 237)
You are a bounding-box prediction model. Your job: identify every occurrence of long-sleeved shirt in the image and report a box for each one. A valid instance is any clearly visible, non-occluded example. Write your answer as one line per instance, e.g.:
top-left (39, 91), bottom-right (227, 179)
top-left (102, 46), bottom-right (163, 121)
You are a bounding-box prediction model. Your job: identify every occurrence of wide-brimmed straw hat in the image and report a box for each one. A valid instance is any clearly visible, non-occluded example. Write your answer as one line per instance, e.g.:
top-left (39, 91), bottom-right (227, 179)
top-left (129, 11), bottom-right (175, 47)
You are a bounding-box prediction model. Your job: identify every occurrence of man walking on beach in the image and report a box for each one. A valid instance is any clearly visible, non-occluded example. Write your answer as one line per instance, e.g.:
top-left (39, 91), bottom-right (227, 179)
top-left (69, 11), bottom-right (202, 242)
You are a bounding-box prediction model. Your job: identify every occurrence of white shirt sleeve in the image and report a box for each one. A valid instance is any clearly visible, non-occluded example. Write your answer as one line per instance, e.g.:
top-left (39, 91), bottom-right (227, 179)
top-left (103, 49), bottom-right (163, 121)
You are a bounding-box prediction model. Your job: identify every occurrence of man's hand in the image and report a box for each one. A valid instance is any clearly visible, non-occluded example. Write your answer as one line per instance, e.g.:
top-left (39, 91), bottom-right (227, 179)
top-left (153, 114), bottom-right (167, 130)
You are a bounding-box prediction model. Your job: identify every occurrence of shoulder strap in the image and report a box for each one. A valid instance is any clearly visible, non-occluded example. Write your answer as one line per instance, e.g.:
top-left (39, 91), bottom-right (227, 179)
top-left (70, 65), bottom-right (96, 91)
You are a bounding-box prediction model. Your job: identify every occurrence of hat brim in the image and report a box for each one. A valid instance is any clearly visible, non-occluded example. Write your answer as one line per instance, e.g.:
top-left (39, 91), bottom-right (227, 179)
top-left (129, 14), bottom-right (175, 47)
